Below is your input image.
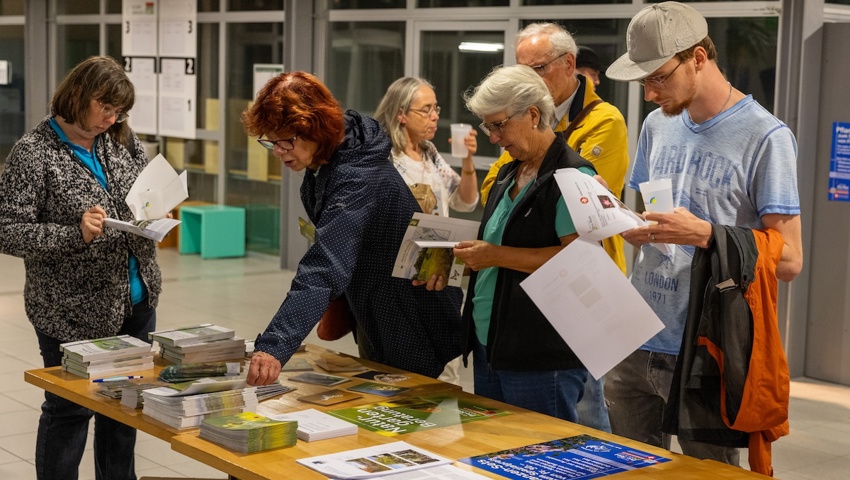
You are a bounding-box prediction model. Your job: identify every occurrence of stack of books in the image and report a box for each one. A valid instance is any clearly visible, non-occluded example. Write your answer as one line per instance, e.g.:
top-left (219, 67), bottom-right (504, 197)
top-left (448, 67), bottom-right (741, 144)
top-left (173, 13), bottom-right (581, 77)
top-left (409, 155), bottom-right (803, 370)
top-left (60, 335), bottom-right (154, 379)
top-left (255, 406), bottom-right (358, 442)
top-left (141, 385), bottom-right (260, 429)
top-left (199, 412), bottom-right (298, 453)
top-left (149, 324), bottom-right (246, 364)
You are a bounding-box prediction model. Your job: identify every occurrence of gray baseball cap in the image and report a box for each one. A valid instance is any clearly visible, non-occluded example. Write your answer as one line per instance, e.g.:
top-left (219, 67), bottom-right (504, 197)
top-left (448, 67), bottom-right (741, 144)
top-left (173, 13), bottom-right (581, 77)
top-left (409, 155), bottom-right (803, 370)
top-left (606, 2), bottom-right (708, 82)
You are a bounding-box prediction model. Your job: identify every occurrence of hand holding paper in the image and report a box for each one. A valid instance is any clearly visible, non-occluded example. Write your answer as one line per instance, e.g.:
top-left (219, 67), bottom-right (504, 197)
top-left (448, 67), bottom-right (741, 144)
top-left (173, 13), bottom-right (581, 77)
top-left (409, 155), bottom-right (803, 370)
top-left (103, 154), bottom-right (188, 242)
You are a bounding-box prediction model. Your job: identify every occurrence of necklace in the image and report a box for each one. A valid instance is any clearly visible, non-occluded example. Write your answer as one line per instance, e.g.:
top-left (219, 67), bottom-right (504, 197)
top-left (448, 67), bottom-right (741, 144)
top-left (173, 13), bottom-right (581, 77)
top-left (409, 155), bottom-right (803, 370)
top-left (716, 82), bottom-right (733, 117)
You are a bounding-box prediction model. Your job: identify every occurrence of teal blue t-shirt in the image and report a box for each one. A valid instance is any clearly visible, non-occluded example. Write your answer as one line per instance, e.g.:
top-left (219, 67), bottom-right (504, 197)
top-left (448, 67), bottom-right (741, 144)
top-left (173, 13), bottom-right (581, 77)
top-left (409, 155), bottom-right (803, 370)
top-left (49, 118), bottom-right (146, 305)
top-left (472, 165), bottom-right (594, 346)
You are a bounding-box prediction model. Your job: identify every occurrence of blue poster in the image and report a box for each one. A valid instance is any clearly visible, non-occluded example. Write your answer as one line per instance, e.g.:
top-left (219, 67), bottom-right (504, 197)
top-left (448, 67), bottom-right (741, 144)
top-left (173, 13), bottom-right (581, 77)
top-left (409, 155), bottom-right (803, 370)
top-left (459, 434), bottom-right (670, 480)
top-left (829, 122), bottom-right (850, 202)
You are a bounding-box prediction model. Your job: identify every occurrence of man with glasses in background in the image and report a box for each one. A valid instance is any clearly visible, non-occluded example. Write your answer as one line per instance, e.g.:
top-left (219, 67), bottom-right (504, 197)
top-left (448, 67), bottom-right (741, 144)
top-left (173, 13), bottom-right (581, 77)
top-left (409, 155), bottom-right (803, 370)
top-left (604, 2), bottom-right (803, 465)
top-left (479, 22), bottom-right (629, 434)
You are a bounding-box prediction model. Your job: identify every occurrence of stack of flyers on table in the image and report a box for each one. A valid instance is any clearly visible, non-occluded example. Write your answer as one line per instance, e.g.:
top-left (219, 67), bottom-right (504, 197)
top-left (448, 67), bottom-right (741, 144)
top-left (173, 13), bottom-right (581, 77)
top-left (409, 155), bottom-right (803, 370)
top-left (199, 412), bottom-right (298, 454)
top-left (150, 324), bottom-right (246, 364)
top-left (141, 376), bottom-right (295, 428)
top-left (392, 213), bottom-right (479, 288)
top-left (60, 335), bottom-right (154, 379)
top-left (103, 153), bottom-right (187, 242)
top-left (141, 376), bottom-right (256, 429)
top-left (255, 404), bottom-right (358, 442)
top-left (119, 382), bottom-right (165, 409)
top-left (296, 441), bottom-right (452, 479)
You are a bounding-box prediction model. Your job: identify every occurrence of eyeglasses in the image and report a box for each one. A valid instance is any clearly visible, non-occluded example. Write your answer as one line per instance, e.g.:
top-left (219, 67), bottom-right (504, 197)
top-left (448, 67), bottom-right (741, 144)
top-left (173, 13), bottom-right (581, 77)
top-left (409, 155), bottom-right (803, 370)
top-left (409, 105), bottom-right (441, 117)
top-left (257, 135), bottom-right (297, 151)
top-left (529, 52), bottom-right (567, 77)
top-left (638, 60), bottom-right (683, 90)
top-left (98, 101), bottom-right (129, 123)
top-left (479, 111), bottom-right (522, 137)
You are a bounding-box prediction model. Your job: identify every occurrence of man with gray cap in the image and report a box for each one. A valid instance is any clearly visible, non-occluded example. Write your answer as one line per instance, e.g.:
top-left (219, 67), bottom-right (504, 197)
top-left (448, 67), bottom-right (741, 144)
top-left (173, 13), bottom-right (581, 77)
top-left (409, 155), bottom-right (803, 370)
top-left (604, 1), bottom-right (803, 465)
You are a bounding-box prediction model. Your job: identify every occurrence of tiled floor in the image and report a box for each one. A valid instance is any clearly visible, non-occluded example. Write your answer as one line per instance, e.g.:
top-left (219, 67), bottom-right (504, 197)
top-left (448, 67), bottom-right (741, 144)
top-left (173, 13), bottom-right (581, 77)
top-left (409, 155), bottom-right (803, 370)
top-left (0, 249), bottom-right (848, 479)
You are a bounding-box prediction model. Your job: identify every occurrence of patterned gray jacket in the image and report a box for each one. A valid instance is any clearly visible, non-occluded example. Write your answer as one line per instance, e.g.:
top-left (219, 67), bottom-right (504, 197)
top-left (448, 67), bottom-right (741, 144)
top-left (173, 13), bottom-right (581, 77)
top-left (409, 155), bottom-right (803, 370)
top-left (0, 117), bottom-right (162, 342)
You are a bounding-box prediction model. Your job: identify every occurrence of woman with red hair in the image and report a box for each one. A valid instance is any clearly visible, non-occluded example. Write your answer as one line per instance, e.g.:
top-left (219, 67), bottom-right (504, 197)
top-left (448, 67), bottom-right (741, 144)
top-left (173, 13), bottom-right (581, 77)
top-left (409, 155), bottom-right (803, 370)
top-left (242, 72), bottom-right (463, 384)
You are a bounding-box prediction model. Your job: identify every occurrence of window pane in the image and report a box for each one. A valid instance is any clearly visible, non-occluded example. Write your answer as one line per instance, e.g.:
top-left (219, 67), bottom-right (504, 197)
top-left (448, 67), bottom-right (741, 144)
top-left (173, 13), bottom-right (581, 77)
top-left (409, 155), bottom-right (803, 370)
top-left (106, 24), bottom-right (122, 60)
top-left (0, 0), bottom-right (24, 15)
top-left (228, 0), bottom-right (283, 11)
top-left (56, 3), bottom-right (99, 14)
top-left (326, 22), bottom-right (404, 114)
top-left (637, 17), bottom-right (779, 121)
top-left (199, 0), bottom-right (221, 11)
top-left (56, 24), bottom-right (100, 81)
top-left (418, 0), bottom-right (509, 6)
top-left (106, 0), bottom-right (122, 14)
top-left (197, 23), bottom-right (220, 129)
top-left (525, 0), bottom-right (627, 4)
top-left (0, 25), bottom-right (24, 166)
top-left (332, 0), bottom-right (405, 8)
top-left (225, 22), bottom-right (284, 255)
top-left (420, 30), bottom-right (505, 159)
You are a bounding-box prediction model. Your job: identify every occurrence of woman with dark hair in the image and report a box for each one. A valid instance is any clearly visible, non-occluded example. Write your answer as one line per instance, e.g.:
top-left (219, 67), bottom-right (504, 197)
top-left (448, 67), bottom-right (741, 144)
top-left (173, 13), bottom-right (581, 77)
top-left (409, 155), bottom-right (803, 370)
top-left (0, 56), bottom-right (161, 479)
top-left (242, 72), bottom-right (463, 385)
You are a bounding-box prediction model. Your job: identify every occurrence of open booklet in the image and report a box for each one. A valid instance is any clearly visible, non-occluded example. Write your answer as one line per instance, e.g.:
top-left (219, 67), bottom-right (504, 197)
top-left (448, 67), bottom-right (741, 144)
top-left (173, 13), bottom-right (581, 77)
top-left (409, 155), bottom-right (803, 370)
top-left (103, 154), bottom-right (188, 242)
top-left (392, 213), bottom-right (480, 287)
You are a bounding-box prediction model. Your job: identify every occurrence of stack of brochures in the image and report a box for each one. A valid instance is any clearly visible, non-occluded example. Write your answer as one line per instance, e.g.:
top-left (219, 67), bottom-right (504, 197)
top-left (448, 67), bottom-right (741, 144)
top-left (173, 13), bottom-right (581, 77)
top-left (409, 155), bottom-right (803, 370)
top-left (199, 412), bottom-right (298, 454)
top-left (149, 324), bottom-right (246, 364)
top-left (255, 406), bottom-right (358, 442)
top-left (141, 377), bottom-right (258, 429)
top-left (119, 383), bottom-right (162, 409)
top-left (60, 335), bottom-right (154, 379)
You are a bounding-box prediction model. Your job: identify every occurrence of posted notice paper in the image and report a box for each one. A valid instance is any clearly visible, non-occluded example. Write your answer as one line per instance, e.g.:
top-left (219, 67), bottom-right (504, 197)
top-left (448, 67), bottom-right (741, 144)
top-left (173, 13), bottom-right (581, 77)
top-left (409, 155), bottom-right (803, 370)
top-left (520, 238), bottom-right (663, 380)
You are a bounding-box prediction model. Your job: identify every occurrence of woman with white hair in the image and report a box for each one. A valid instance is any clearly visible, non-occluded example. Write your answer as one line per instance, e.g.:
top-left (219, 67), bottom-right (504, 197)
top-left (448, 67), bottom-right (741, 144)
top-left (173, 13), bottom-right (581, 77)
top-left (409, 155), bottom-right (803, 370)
top-left (453, 64), bottom-right (597, 422)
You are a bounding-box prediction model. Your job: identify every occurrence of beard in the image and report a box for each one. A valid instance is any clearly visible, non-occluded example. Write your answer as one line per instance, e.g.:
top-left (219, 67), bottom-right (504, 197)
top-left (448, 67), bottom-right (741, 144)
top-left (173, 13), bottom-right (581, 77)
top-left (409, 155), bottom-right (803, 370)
top-left (660, 80), bottom-right (697, 117)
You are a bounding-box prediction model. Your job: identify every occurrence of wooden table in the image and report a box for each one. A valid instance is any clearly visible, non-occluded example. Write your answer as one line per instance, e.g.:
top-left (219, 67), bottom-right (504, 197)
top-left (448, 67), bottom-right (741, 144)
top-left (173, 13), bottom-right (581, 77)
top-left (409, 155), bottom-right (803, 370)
top-left (26, 345), bottom-right (768, 480)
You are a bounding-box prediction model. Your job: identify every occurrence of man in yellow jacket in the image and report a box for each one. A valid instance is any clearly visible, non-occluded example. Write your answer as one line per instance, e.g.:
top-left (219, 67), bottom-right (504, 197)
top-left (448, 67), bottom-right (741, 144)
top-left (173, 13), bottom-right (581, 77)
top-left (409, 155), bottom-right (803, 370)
top-left (480, 24), bottom-right (629, 275)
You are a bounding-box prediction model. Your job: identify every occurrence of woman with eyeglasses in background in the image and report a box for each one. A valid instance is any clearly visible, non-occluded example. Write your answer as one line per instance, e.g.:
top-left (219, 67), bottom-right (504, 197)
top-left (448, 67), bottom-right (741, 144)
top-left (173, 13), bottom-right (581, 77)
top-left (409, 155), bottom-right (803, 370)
top-left (242, 71), bottom-right (464, 388)
top-left (453, 64), bottom-right (597, 422)
top-left (0, 56), bottom-right (162, 480)
top-left (374, 77), bottom-right (479, 385)
top-left (375, 77), bottom-right (479, 219)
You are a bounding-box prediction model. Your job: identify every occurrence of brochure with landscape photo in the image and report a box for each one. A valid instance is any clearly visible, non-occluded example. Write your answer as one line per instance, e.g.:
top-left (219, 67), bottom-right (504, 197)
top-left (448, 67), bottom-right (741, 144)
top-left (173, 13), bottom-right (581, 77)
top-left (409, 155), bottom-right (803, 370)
top-left (392, 213), bottom-right (479, 287)
top-left (328, 395), bottom-right (510, 436)
top-left (459, 434), bottom-right (670, 480)
top-left (289, 372), bottom-right (350, 387)
top-left (347, 382), bottom-right (409, 397)
top-left (296, 441), bottom-right (450, 479)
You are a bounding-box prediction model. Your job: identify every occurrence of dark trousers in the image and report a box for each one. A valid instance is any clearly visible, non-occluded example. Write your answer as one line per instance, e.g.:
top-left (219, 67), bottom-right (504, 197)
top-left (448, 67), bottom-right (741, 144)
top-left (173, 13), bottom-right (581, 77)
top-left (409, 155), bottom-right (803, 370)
top-left (34, 301), bottom-right (156, 480)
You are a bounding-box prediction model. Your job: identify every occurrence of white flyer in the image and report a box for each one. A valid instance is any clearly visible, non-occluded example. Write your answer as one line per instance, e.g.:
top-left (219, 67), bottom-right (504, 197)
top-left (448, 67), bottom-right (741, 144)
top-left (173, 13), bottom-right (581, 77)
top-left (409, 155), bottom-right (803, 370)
top-left (520, 238), bottom-right (664, 380)
top-left (297, 441), bottom-right (451, 479)
top-left (554, 167), bottom-right (646, 241)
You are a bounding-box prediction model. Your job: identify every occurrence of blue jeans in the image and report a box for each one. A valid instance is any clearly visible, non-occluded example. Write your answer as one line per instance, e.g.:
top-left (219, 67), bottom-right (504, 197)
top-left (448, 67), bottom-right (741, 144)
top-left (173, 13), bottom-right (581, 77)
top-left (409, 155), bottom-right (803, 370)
top-left (576, 376), bottom-right (612, 432)
top-left (605, 348), bottom-right (740, 465)
top-left (35, 301), bottom-right (156, 480)
top-left (472, 338), bottom-right (587, 422)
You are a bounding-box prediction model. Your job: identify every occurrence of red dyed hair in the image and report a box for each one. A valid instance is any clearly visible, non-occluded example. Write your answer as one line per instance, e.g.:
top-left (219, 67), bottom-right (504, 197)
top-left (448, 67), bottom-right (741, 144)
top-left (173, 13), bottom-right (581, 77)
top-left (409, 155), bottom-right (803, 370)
top-left (242, 71), bottom-right (345, 165)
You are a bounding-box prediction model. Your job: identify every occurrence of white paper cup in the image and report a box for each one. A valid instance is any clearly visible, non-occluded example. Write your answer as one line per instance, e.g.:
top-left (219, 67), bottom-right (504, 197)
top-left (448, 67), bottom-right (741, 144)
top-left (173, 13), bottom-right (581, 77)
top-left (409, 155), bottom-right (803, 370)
top-left (450, 123), bottom-right (472, 158)
top-left (639, 178), bottom-right (674, 213)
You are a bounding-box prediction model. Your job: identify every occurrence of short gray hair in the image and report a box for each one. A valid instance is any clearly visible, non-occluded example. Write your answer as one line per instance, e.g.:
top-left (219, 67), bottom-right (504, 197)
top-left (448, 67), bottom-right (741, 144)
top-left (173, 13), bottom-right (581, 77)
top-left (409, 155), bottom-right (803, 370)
top-left (464, 65), bottom-right (555, 127)
top-left (374, 77), bottom-right (434, 157)
top-left (516, 22), bottom-right (578, 58)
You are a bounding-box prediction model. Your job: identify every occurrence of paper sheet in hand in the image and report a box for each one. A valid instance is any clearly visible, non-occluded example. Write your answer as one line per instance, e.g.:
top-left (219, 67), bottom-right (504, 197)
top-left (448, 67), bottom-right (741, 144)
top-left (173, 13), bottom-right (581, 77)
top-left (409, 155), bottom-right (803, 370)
top-left (104, 154), bottom-right (188, 242)
top-left (554, 168), bottom-right (646, 241)
top-left (520, 238), bottom-right (663, 379)
top-left (392, 213), bottom-right (479, 287)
